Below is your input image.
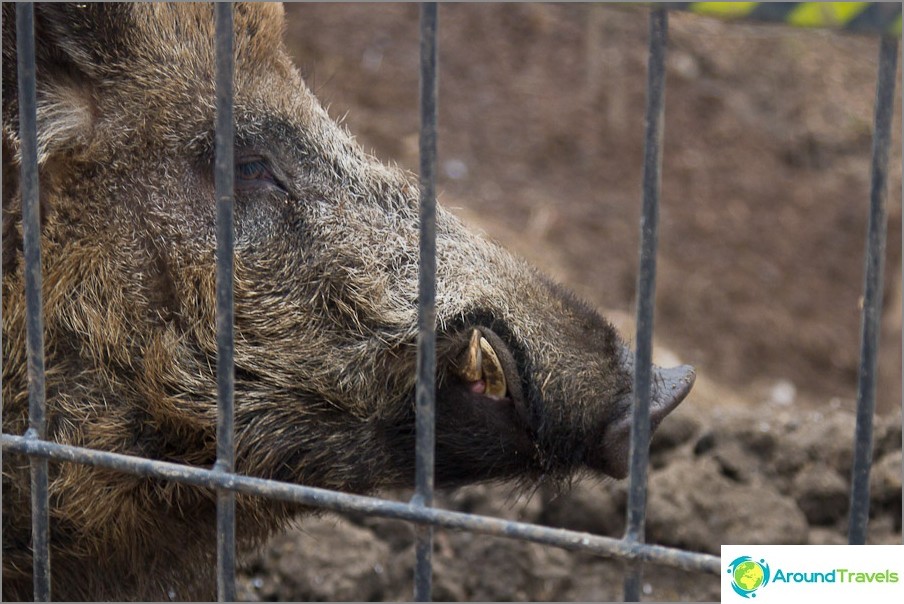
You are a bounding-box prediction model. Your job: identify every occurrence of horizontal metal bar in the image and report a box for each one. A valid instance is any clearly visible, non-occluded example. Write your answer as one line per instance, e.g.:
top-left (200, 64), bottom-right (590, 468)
top-left (847, 32), bottom-right (899, 545)
top-left (1, 433), bottom-right (722, 575)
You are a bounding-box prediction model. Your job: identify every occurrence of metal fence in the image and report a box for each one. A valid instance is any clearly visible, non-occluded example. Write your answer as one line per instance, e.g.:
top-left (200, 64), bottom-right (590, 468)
top-left (1, 3), bottom-right (899, 602)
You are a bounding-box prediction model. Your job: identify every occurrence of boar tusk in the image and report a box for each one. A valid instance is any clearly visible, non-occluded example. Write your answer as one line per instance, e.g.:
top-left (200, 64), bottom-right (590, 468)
top-left (457, 329), bottom-right (483, 382)
top-left (453, 329), bottom-right (508, 398)
top-left (479, 336), bottom-right (507, 398)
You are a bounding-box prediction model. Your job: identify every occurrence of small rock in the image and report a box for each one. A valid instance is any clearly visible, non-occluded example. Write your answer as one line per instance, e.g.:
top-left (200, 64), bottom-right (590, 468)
top-left (769, 379), bottom-right (797, 406)
top-left (361, 46), bottom-right (383, 72)
top-left (669, 49), bottom-right (701, 80)
top-left (443, 158), bottom-right (469, 180)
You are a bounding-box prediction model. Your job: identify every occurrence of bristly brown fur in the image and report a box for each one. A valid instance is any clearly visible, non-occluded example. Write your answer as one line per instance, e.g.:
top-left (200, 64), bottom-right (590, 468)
top-left (0, 4), bottom-right (667, 600)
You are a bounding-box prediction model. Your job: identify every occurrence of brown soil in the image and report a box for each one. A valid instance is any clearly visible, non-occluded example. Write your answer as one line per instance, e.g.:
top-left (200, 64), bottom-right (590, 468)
top-left (236, 408), bottom-right (901, 602)
top-left (237, 4), bottom-right (902, 601)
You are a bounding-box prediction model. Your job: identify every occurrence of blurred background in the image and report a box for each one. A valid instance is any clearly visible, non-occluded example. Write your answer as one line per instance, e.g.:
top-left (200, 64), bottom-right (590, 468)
top-left (237, 4), bottom-right (902, 601)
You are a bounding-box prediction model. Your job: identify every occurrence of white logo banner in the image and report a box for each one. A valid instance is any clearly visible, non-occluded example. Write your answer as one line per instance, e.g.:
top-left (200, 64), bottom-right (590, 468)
top-left (721, 545), bottom-right (904, 603)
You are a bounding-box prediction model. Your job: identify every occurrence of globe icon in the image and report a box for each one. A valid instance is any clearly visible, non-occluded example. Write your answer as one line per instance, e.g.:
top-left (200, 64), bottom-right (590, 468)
top-left (733, 560), bottom-right (765, 592)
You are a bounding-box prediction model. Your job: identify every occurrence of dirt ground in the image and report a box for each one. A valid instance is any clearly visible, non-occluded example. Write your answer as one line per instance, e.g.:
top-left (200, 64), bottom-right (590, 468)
top-left (237, 4), bottom-right (902, 601)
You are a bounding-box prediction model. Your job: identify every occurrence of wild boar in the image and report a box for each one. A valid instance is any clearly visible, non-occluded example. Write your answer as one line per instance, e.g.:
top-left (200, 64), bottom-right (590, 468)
top-left (1, 3), bottom-right (694, 600)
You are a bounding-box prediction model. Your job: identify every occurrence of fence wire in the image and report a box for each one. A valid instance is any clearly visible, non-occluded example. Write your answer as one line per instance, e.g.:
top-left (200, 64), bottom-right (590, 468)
top-left (623, 8), bottom-right (669, 602)
top-left (848, 32), bottom-right (899, 547)
top-left (1, 3), bottom-right (898, 602)
top-left (413, 4), bottom-right (440, 601)
top-left (214, 3), bottom-right (238, 600)
top-left (14, 2), bottom-right (51, 600)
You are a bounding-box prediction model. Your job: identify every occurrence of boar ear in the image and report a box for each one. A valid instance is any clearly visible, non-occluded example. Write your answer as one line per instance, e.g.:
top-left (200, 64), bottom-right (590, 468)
top-left (2, 3), bottom-right (133, 164)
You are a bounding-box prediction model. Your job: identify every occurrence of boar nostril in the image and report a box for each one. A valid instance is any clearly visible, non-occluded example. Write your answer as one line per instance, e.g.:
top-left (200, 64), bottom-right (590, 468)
top-left (589, 361), bottom-right (696, 479)
top-left (652, 364), bottom-right (696, 412)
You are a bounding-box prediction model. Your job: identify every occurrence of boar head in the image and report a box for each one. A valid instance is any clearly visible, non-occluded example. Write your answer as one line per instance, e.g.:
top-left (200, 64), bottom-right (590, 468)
top-left (1, 3), bottom-right (693, 599)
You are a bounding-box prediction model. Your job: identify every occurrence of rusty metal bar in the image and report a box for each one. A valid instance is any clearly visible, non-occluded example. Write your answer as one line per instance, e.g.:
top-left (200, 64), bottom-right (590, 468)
top-left (414, 2), bottom-right (439, 601)
top-left (16, 3), bottom-right (52, 600)
top-left (214, 3), bottom-right (237, 601)
top-left (624, 7), bottom-right (668, 602)
top-left (847, 32), bottom-right (899, 545)
top-left (1, 434), bottom-right (723, 576)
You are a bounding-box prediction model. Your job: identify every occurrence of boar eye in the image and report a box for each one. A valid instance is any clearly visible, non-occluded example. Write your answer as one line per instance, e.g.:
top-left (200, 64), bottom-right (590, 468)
top-left (234, 157), bottom-right (286, 193)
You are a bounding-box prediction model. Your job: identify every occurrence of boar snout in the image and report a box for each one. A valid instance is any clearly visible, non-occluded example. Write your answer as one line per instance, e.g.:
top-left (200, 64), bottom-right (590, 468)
top-left (589, 352), bottom-right (696, 479)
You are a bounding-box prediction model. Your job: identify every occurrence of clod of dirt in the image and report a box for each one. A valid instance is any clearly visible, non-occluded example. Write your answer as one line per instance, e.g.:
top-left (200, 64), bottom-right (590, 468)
top-left (539, 479), bottom-right (627, 537)
top-left (792, 413), bottom-right (857, 476)
top-left (876, 423), bottom-right (904, 459)
top-left (236, 408), bottom-right (899, 601)
top-left (792, 462), bottom-right (850, 526)
top-left (441, 484), bottom-right (545, 524)
top-left (871, 450), bottom-right (903, 531)
top-left (651, 409), bottom-right (703, 453)
top-left (237, 519), bottom-right (399, 601)
top-left (430, 533), bottom-right (575, 602)
top-left (713, 440), bottom-right (757, 483)
top-left (646, 457), bottom-right (809, 553)
top-left (808, 527), bottom-right (848, 545)
top-left (872, 450), bottom-right (904, 503)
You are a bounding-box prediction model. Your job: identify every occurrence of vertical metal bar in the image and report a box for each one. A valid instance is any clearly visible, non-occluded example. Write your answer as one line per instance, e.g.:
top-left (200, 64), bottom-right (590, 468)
top-left (624, 8), bottom-right (668, 602)
top-left (16, 3), bottom-right (52, 600)
top-left (214, 3), bottom-right (237, 601)
top-left (848, 33), bottom-right (898, 546)
top-left (413, 2), bottom-right (438, 602)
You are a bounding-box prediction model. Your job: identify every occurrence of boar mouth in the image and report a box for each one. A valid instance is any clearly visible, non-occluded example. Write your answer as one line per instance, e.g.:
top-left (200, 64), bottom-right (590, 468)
top-left (431, 325), bottom-right (537, 486)
top-left (448, 326), bottom-right (529, 420)
top-left (432, 324), bottom-right (695, 486)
